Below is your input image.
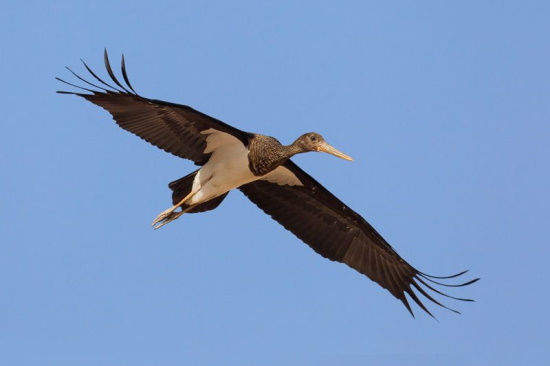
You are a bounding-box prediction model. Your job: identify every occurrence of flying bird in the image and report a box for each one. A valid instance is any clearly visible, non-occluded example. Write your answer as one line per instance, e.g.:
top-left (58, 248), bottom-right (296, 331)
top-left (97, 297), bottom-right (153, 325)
top-left (57, 51), bottom-right (478, 317)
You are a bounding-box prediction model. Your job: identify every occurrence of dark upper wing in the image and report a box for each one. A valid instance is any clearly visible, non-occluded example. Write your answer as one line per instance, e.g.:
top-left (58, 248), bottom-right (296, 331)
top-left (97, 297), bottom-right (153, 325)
top-left (57, 50), bottom-right (251, 165)
top-left (239, 161), bottom-right (478, 317)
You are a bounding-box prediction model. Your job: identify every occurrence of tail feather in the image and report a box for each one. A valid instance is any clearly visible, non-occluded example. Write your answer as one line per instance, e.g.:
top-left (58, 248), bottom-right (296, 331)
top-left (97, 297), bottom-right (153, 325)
top-left (168, 170), bottom-right (199, 205)
top-left (168, 171), bottom-right (229, 214)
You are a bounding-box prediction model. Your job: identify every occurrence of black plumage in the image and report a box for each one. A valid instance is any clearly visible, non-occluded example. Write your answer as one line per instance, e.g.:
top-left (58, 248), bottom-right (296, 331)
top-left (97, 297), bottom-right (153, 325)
top-left (57, 50), bottom-right (478, 317)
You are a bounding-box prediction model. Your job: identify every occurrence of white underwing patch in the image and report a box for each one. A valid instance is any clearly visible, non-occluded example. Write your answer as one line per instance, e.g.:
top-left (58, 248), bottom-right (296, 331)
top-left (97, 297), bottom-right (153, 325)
top-left (201, 128), bottom-right (244, 154)
top-left (263, 167), bottom-right (303, 186)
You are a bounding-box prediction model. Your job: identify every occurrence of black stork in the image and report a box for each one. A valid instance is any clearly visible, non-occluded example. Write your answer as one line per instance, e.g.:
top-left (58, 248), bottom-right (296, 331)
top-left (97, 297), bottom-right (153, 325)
top-left (57, 51), bottom-right (478, 318)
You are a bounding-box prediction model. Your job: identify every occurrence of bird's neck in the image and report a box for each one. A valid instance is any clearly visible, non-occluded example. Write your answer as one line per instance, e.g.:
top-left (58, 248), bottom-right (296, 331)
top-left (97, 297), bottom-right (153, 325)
top-left (248, 136), bottom-right (303, 176)
top-left (282, 142), bottom-right (306, 157)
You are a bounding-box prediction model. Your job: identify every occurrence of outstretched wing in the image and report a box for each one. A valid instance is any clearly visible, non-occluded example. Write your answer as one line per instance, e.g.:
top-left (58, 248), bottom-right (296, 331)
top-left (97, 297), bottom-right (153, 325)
top-left (239, 161), bottom-right (479, 317)
top-left (57, 50), bottom-right (251, 165)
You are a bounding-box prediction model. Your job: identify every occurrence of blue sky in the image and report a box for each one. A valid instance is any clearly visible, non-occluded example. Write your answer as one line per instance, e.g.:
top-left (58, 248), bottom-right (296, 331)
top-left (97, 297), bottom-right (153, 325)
top-left (2, 1), bottom-right (549, 365)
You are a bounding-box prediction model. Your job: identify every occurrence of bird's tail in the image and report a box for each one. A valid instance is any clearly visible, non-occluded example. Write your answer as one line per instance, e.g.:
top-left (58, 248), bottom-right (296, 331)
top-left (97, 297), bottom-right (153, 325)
top-left (168, 171), bottom-right (229, 214)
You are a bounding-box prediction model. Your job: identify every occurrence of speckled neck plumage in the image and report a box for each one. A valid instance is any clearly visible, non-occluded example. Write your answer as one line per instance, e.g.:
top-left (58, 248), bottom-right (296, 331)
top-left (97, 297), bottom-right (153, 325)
top-left (247, 134), bottom-right (304, 176)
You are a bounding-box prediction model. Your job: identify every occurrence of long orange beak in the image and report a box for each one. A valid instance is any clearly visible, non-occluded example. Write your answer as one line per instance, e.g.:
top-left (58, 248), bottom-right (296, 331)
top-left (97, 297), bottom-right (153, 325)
top-left (317, 141), bottom-right (353, 161)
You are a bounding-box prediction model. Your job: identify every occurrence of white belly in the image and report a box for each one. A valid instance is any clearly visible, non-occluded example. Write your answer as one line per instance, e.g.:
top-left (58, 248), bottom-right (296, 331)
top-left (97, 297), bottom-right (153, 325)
top-left (188, 129), bottom-right (258, 205)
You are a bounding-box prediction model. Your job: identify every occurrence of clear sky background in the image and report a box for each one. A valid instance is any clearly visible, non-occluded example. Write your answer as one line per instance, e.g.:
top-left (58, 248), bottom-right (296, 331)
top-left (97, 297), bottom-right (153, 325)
top-left (1, 1), bottom-right (549, 365)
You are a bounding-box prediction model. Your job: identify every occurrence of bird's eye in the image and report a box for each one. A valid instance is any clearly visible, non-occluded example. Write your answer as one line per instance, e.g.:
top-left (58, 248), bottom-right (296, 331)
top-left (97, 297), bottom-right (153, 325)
top-left (310, 135), bottom-right (317, 142)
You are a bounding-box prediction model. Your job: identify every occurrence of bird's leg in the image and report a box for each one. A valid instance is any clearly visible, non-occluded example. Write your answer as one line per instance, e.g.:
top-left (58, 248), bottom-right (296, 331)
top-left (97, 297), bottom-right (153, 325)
top-left (151, 189), bottom-right (198, 229)
top-left (152, 204), bottom-right (199, 230)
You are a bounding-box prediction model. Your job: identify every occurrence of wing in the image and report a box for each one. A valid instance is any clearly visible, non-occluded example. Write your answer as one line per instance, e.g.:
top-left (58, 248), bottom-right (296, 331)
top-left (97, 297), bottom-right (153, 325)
top-left (239, 161), bottom-right (479, 317)
top-left (57, 50), bottom-right (252, 165)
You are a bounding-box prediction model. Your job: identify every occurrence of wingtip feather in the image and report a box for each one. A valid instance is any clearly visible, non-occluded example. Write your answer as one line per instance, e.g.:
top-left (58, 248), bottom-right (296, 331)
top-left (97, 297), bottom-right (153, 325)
top-left (104, 49), bottom-right (132, 94)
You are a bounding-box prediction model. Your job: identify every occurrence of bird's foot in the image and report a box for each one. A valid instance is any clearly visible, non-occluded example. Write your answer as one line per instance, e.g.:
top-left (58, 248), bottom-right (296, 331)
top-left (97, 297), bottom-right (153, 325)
top-left (152, 208), bottom-right (184, 230)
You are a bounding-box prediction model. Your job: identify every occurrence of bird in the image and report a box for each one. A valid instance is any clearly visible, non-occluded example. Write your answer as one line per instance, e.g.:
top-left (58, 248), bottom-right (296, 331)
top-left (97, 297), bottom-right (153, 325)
top-left (57, 50), bottom-right (478, 318)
